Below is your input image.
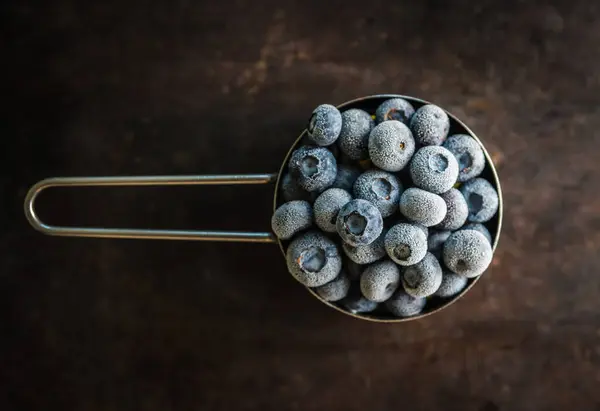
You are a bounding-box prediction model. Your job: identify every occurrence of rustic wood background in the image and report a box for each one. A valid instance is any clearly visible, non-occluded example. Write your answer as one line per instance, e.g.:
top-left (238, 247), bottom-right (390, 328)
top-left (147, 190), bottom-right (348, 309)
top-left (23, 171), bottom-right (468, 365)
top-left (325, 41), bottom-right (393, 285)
top-left (3, 0), bottom-right (600, 410)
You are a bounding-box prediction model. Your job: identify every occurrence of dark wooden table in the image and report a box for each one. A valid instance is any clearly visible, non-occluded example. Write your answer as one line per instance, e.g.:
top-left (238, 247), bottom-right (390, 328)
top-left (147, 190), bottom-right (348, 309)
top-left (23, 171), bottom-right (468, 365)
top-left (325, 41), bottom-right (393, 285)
top-left (3, 0), bottom-right (600, 409)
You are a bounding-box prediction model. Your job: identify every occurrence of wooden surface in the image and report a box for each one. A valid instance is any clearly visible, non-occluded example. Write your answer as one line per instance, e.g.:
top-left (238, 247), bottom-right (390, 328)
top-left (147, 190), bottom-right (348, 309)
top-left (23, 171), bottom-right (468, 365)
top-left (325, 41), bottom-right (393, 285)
top-left (3, 0), bottom-right (600, 410)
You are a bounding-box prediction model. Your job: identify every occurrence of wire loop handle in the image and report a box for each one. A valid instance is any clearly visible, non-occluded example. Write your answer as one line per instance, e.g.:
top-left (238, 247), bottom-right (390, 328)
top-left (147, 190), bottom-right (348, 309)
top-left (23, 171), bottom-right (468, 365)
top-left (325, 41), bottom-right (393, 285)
top-left (24, 174), bottom-right (278, 243)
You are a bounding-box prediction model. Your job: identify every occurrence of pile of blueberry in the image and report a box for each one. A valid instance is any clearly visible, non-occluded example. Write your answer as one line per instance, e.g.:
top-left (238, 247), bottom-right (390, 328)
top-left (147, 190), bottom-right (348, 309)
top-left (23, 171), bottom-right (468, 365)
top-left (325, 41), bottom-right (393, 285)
top-left (271, 97), bottom-right (499, 318)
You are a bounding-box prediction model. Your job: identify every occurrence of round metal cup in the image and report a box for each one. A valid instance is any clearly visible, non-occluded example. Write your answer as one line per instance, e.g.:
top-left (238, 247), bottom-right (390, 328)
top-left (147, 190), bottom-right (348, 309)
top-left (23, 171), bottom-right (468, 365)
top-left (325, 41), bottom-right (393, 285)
top-left (272, 94), bottom-right (503, 323)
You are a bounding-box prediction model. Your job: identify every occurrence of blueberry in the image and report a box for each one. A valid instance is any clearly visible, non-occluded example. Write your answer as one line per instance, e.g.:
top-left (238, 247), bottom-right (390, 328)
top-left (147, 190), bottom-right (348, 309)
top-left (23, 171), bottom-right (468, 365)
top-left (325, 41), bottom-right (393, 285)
top-left (459, 178), bottom-right (499, 223)
top-left (340, 288), bottom-right (379, 314)
top-left (289, 145), bottom-right (337, 192)
top-left (434, 271), bottom-right (469, 298)
top-left (313, 188), bottom-right (353, 233)
top-left (342, 229), bottom-right (386, 264)
top-left (307, 104), bottom-right (342, 146)
top-left (360, 259), bottom-right (400, 302)
top-left (384, 223), bottom-right (428, 266)
top-left (345, 258), bottom-right (364, 281)
top-left (402, 252), bottom-right (443, 298)
top-left (280, 172), bottom-right (315, 203)
top-left (462, 223), bottom-right (493, 244)
top-left (436, 188), bottom-right (468, 230)
top-left (409, 104), bottom-right (450, 146)
top-left (443, 134), bottom-right (485, 182)
top-left (314, 272), bottom-right (351, 302)
top-left (385, 289), bottom-right (426, 317)
top-left (271, 200), bottom-right (313, 240)
top-left (409, 146), bottom-right (459, 194)
top-left (399, 188), bottom-right (447, 227)
top-left (368, 120), bottom-right (416, 172)
top-left (375, 98), bottom-right (416, 124)
top-left (331, 165), bottom-right (361, 192)
top-left (443, 230), bottom-right (493, 278)
top-left (286, 230), bottom-right (342, 287)
top-left (338, 109), bottom-right (374, 160)
top-left (336, 199), bottom-right (383, 246)
top-left (353, 170), bottom-right (403, 218)
top-left (427, 229), bottom-right (452, 259)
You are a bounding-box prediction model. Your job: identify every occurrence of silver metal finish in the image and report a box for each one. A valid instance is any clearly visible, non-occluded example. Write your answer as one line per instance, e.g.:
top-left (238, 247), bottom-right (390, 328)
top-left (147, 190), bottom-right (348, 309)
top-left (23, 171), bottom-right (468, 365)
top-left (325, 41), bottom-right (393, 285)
top-left (24, 174), bottom-right (278, 243)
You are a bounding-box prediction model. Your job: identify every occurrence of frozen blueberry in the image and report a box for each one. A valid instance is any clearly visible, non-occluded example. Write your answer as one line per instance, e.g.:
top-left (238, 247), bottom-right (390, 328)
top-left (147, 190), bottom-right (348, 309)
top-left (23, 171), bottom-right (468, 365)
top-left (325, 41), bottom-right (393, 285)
top-left (434, 271), bottom-right (468, 298)
top-left (409, 104), bottom-right (450, 146)
top-left (384, 223), bottom-right (428, 266)
top-left (314, 272), bottom-right (351, 302)
top-left (280, 173), bottom-right (314, 203)
top-left (443, 230), bottom-right (493, 278)
top-left (338, 109), bottom-right (374, 160)
top-left (286, 231), bottom-right (342, 287)
top-left (385, 289), bottom-right (426, 317)
top-left (409, 146), bottom-right (459, 194)
top-left (340, 289), bottom-right (379, 314)
top-left (402, 252), bottom-right (443, 298)
top-left (313, 188), bottom-right (353, 233)
top-left (399, 188), bottom-right (447, 227)
top-left (360, 259), bottom-right (400, 302)
top-left (307, 104), bottom-right (342, 146)
top-left (345, 258), bottom-right (364, 281)
top-left (289, 146), bottom-right (337, 192)
top-left (336, 199), bottom-right (383, 246)
top-left (271, 200), bottom-right (313, 240)
top-left (427, 230), bottom-right (452, 259)
top-left (459, 178), bottom-right (499, 223)
top-left (368, 120), bottom-right (416, 172)
top-left (443, 134), bottom-right (485, 182)
top-left (375, 98), bottom-right (415, 124)
top-left (353, 170), bottom-right (403, 218)
top-left (331, 165), bottom-right (361, 192)
top-left (462, 223), bottom-right (493, 244)
top-left (342, 229), bottom-right (386, 265)
top-left (436, 188), bottom-right (468, 230)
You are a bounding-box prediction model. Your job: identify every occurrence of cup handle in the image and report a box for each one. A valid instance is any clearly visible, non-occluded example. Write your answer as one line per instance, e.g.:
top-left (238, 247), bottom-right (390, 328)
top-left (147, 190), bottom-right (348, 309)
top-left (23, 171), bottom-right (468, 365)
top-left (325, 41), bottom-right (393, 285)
top-left (24, 174), bottom-right (278, 243)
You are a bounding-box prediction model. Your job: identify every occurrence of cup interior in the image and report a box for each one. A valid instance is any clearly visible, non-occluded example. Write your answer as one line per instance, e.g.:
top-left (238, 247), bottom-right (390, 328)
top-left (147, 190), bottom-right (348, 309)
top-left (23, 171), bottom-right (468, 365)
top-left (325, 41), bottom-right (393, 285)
top-left (273, 94), bottom-right (502, 322)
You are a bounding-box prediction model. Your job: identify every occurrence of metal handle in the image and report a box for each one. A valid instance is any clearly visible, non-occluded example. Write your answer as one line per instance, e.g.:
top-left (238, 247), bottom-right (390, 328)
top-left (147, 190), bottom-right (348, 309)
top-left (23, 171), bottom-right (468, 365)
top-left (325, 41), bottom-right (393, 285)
top-left (24, 174), bottom-right (278, 243)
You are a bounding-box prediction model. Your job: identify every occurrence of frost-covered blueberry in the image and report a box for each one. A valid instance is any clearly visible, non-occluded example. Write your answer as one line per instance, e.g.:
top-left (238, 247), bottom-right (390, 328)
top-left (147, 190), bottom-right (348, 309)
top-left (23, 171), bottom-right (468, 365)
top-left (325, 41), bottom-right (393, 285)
top-left (385, 289), bottom-right (426, 317)
top-left (375, 98), bottom-right (415, 124)
top-left (353, 170), bottom-right (403, 218)
top-left (314, 272), bottom-right (351, 302)
top-left (338, 109), bottom-right (374, 160)
top-left (384, 223), bottom-right (428, 266)
top-left (313, 188), bottom-right (353, 233)
top-left (399, 188), bottom-right (447, 227)
top-left (462, 223), bottom-right (493, 244)
top-left (443, 230), bottom-right (493, 278)
top-left (360, 259), bottom-right (400, 302)
top-left (336, 199), bottom-right (383, 246)
top-left (286, 231), bottom-right (342, 287)
top-left (342, 229), bottom-right (386, 265)
top-left (409, 104), bottom-right (450, 146)
top-left (368, 120), bottom-right (416, 172)
top-left (307, 104), bottom-right (342, 146)
top-left (289, 146), bottom-right (337, 192)
top-left (402, 252), bottom-right (443, 298)
top-left (427, 229), bottom-right (452, 259)
top-left (436, 188), bottom-right (468, 230)
top-left (331, 165), bottom-right (361, 192)
top-left (434, 271), bottom-right (469, 298)
top-left (409, 146), bottom-right (459, 194)
top-left (443, 134), bottom-right (486, 182)
top-left (340, 289), bottom-right (379, 314)
top-left (280, 173), bottom-right (312, 203)
top-left (459, 178), bottom-right (499, 223)
top-left (271, 200), bottom-right (313, 240)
